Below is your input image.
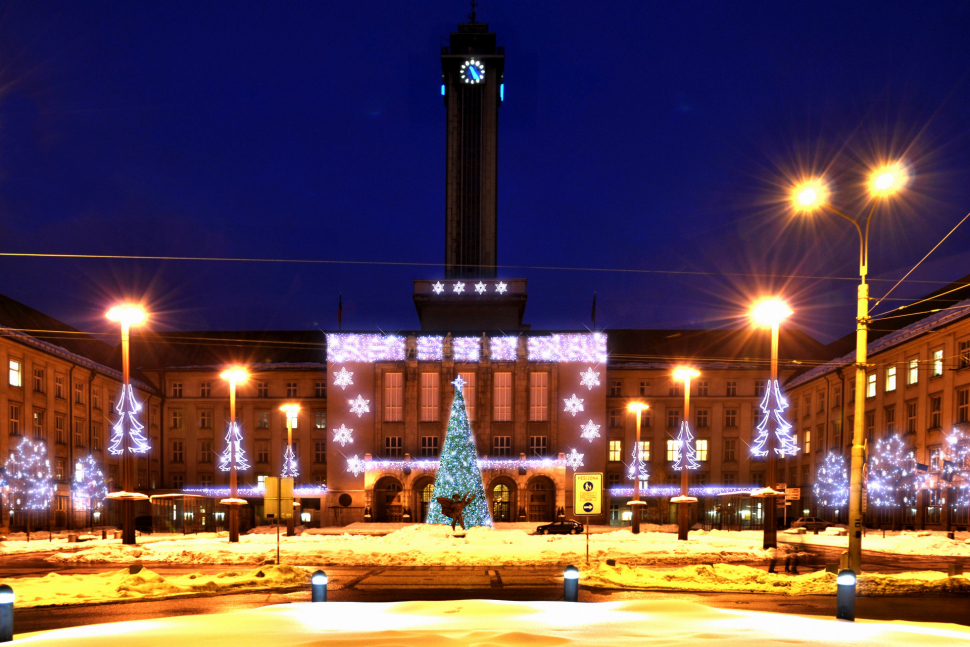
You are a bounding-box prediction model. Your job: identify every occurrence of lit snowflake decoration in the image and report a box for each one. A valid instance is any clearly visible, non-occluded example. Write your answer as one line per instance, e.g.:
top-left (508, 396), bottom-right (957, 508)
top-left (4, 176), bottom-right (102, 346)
top-left (453, 281), bottom-right (465, 294)
top-left (563, 394), bottom-right (585, 417)
top-left (347, 455), bottom-right (365, 476)
top-left (579, 367), bottom-right (600, 391)
top-left (495, 281), bottom-right (508, 294)
top-left (475, 281), bottom-right (487, 294)
top-left (580, 420), bottom-right (601, 442)
top-left (333, 424), bottom-right (354, 447)
top-left (432, 281), bottom-right (445, 294)
top-left (348, 395), bottom-right (371, 417)
top-left (565, 448), bottom-right (585, 471)
top-left (333, 367), bottom-right (354, 390)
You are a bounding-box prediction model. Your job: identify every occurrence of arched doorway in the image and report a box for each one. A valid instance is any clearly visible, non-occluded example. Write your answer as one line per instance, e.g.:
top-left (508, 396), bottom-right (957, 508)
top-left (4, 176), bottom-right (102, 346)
top-left (374, 477), bottom-right (404, 522)
top-left (492, 483), bottom-right (511, 521)
top-left (527, 477), bottom-right (555, 522)
top-left (419, 482), bottom-right (435, 522)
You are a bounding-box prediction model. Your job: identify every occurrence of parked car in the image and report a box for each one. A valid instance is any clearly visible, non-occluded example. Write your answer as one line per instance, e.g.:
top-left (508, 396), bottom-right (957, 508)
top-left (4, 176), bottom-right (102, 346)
top-left (535, 519), bottom-right (584, 535)
top-left (790, 517), bottom-right (832, 531)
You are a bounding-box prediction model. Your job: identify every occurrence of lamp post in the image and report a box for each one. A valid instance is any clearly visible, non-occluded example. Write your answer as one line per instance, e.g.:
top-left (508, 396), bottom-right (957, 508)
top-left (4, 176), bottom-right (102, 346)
top-left (791, 162), bottom-right (907, 572)
top-left (626, 402), bottom-right (649, 534)
top-left (673, 367), bottom-right (699, 541)
top-left (105, 304), bottom-right (147, 546)
top-left (219, 367), bottom-right (249, 543)
top-left (280, 403), bottom-right (300, 537)
top-left (751, 297), bottom-right (793, 548)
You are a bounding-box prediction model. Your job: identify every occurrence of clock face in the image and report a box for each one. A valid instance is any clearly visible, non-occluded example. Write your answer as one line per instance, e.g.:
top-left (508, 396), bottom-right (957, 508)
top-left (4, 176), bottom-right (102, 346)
top-left (460, 59), bottom-right (485, 84)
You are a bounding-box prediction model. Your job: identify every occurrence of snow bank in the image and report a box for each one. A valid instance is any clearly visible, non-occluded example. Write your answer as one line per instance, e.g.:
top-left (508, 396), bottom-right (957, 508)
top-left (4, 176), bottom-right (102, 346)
top-left (584, 562), bottom-right (970, 596)
top-left (3, 565), bottom-right (309, 608)
top-left (14, 599), bottom-right (970, 647)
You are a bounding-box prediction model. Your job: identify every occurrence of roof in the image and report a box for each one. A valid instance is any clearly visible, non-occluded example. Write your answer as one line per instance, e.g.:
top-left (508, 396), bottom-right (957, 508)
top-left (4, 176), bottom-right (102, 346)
top-left (0, 292), bottom-right (115, 365)
top-left (129, 331), bottom-right (327, 370)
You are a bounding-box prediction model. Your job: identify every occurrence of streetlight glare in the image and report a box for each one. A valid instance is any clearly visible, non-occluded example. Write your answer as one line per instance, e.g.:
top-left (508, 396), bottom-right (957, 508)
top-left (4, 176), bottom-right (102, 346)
top-left (751, 298), bottom-right (793, 327)
top-left (281, 403), bottom-right (301, 418)
top-left (868, 162), bottom-right (908, 197)
top-left (626, 402), bottom-right (649, 413)
top-left (790, 179), bottom-right (828, 212)
top-left (673, 367), bottom-right (700, 381)
top-left (219, 366), bottom-right (249, 383)
top-left (106, 304), bottom-right (147, 326)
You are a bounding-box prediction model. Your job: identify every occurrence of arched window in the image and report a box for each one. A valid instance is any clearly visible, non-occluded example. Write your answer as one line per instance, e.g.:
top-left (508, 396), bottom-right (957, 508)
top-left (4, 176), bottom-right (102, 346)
top-left (420, 483), bottom-right (435, 522)
top-left (492, 483), bottom-right (510, 521)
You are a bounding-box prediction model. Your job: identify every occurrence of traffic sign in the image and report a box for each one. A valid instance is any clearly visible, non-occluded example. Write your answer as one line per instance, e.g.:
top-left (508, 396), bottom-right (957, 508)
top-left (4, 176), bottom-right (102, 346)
top-left (573, 473), bottom-right (603, 516)
top-left (785, 488), bottom-right (800, 501)
top-left (264, 476), bottom-right (295, 519)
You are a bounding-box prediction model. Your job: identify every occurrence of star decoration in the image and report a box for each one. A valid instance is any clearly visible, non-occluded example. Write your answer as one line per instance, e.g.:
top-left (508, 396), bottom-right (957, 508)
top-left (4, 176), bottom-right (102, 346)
top-left (348, 395), bottom-right (371, 417)
top-left (333, 367), bottom-right (354, 390)
top-left (333, 424), bottom-right (354, 447)
top-left (579, 367), bottom-right (600, 390)
top-left (474, 281), bottom-right (487, 294)
top-left (495, 281), bottom-right (508, 294)
top-left (432, 281), bottom-right (445, 295)
top-left (580, 420), bottom-right (601, 442)
top-left (453, 375), bottom-right (466, 389)
top-left (453, 281), bottom-right (465, 294)
top-left (347, 455), bottom-right (365, 476)
top-left (563, 394), bottom-right (585, 417)
top-left (565, 448), bottom-right (585, 471)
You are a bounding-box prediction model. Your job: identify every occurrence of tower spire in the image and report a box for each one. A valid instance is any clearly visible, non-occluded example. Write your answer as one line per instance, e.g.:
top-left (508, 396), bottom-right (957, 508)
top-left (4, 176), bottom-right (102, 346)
top-left (468, 0), bottom-right (477, 23)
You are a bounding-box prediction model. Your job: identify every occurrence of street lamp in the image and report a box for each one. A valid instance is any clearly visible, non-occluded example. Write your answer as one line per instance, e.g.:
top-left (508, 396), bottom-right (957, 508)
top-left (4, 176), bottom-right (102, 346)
top-left (104, 303), bottom-right (148, 545)
top-left (790, 161), bottom-right (907, 573)
top-left (219, 366), bottom-right (249, 543)
top-left (626, 402), bottom-right (649, 535)
top-left (672, 366), bottom-right (700, 541)
top-left (280, 403), bottom-right (300, 537)
top-left (750, 297), bottom-right (793, 549)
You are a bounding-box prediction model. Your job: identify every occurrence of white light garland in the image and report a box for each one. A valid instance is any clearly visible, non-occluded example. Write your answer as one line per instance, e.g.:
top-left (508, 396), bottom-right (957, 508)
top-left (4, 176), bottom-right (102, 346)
top-left (327, 334), bottom-right (406, 362)
top-left (563, 394), bottom-right (585, 417)
top-left (528, 333), bottom-right (607, 363)
top-left (327, 334), bottom-right (610, 364)
top-left (453, 337), bottom-right (481, 362)
top-left (579, 367), bottom-right (601, 390)
top-left (333, 424), bottom-right (354, 447)
top-left (348, 455), bottom-right (569, 473)
top-left (609, 485), bottom-right (757, 497)
top-left (580, 420), bottom-right (601, 442)
top-left (490, 336), bottom-right (518, 361)
top-left (183, 485), bottom-right (328, 497)
top-left (348, 395), bottom-right (371, 417)
top-left (417, 336), bottom-right (444, 361)
top-left (565, 448), bottom-right (585, 471)
top-left (333, 367), bottom-right (354, 390)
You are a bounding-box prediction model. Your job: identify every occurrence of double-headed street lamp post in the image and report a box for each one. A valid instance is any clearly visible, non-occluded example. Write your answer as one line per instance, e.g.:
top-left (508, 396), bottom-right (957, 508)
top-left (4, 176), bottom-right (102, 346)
top-left (627, 402), bottom-right (650, 534)
top-left (220, 367), bottom-right (249, 543)
top-left (673, 367), bottom-right (699, 541)
top-left (791, 163), bottom-right (906, 572)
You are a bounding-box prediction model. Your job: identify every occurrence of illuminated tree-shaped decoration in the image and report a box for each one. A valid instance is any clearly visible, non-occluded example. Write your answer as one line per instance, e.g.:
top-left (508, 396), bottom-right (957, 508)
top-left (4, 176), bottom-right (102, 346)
top-left (672, 421), bottom-right (700, 471)
top-left (868, 434), bottom-right (924, 528)
top-left (3, 437), bottom-right (54, 532)
top-left (72, 454), bottom-right (108, 511)
top-left (627, 444), bottom-right (649, 483)
top-left (751, 380), bottom-right (799, 457)
top-left (281, 445), bottom-right (299, 478)
top-left (107, 384), bottom-right (150, 455)
top-left (426, 376), bottom-right (491, 529)
top-left (218, 422), bottom-right (250, 472)
top-left (942, 431), bottom-right (970, 508)
top-left (814, 451), bottom-right (848, 510)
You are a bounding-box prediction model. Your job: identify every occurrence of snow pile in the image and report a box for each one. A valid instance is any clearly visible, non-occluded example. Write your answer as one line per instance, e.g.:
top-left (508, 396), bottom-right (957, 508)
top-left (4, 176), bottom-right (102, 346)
top-left (3, 565), bottom-right (310, 608)
top-left (15, 599), bottom-right (970, 647)
top-left (584, 562), bottom-right (970, 596)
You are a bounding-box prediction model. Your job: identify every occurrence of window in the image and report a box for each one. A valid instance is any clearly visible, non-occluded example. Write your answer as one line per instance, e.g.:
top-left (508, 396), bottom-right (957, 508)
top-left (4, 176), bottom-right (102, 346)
top-left (724, 408), bottom-right (738, 428)
top-left (172, 410), bottom-right (184, 428)
top-left (865, 373), bottom-right (876, 398)
top-left (199, 474), bottom-right (213, 487)
top-left (817, 391), bottom-right (826, 413)
top-left (609, 380), bottom-right (622, 397)
top-left (420, 436), bottom-right (440, 457)
top-left (171, 382), bottom-right (183, 398)
top-left (885, 366), bottom-right (897, 393)
top-left (831, 419), bottom-right (842, 449)
top-left (640, 407), bottom-right (652, 427)
top-left (958, 387), bottom-right (970, 424)
top-left (197, 382), bottom-right (209, 398)
top-left (667, 408), bottom-right (681, 428)
top-left (56, 460), bottom-right (65, 481)
top-left (833, 386), bottom-right (842, 408)
top-left (906, 358), bottom-right (918, 385)
top-left (33, 367), bottom-right (45, 393)
top-left (315, 411), bottom-right (327, 430)
top-left (92, 424), bottom-right (101, 450)
top-left (530, 372), bottom-right (549, 421)
top-left (172, 441), bottom-right (184, 463)
top-left (314, 441), bottom-right (326, 463)
top-left (751, 472), bottom-right (765, 487)
top-left (960, 340), bottom-right (970, 369)
top-left (287, 412), bottom-right (298, 429)
top-left (725, 381), bottom-right (737, 397)
top-left (459, 372), bottom-right (476, 420)
top-left (804, 394), bottom-right (811, 411)
top-left (315, 381), bottom-right (326, 398)
top-left (89, 386), bottom-right (101, 410)
top-left (379, 436), bottom-right (400, 458)
top-left (609, 409), bottom-right (621, 428)
top-left (55, 415), bottom-right (65, 443)
top-left (804, 429), bottom-right (811, 454)
top-left (199, 410), bottom-right (213, 428)
top-left (929, 446), bottom-right (942, 472)
top-left (607, 473), bottom-right (621, 487)
top-left (8, 359), bottom-right (22, 387)
top-left (256, 442), bottom-right (270, 463)
top-left (792, 400), bottom-right (798, 420)
top-left (639, 381), bottom-right (650, 396)
top-left (723, 472), bottom-right (736, 486)
top-left (608, 440), bottom-right (622, 462)
top-left (74, 419), bottom-right (84, 446)
top-left (385, 372), bottom-right (403, 422)
top-left (286, 382), bottom-right (298, 398)
top-left (151, 405), bottom-right (158, 426)
top-left (930, 395), bottom-right (942, 429)
top-left (666, 440), bottom-right (677, 462)
top-left (32, 410), bottom-right (44, 439)
top-left (696, 408), bottom-right (709, 428)
top-left (906, 401), bottom-right (918, 434)
top-left (200, 441), bottom-right (213, 463)
top-left (637, 440), bottom-right (651, 461)
top-left (884, 405), bottom-right (896, 434)
top-left (420, 372), bottom-right (440, 422)
top-left (755, 380), bottom-right (766, 398)
top-left (864, 413), bottom-right (874, 446)
top-left (696, 439), bottom-right (709, 461)
top-left (172, 474), bottom-right (184, 489)
top-left (529, 435), bottom-right (548, 457)
top-left (54, 374), bottom-right (65, 399)
top-left (668, 382), bottom-right (682, 397)
top-left (849, 381), bottom-right (856, 403)
top-left (74, 381), bottom-right (84, 404)
top-left (10, 404), bottom-right (23, 435)
top-left (257, 382), bottom-right (268, 398)
top-left (256, 411), bottom-right (269, 429)
top-left (493, 436), bottom-right (512, 456)
top-left (932, 349), bottom-right (944, 377)
top-left (697, 380), bottom-right (709, 396)
top-left (493, 372), bottom-right (512, 422)
top-left (723, 438), bottom-right (737, 461)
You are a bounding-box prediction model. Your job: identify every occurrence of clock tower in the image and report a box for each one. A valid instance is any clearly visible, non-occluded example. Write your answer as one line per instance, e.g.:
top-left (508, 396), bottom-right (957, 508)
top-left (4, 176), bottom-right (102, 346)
top-left (441, 13), bottom-right (504, 279)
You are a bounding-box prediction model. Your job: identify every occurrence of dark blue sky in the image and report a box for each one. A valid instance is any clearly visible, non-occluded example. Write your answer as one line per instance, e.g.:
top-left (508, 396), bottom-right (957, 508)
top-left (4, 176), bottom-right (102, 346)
top-left (1, 1), bottom-right (970, 342)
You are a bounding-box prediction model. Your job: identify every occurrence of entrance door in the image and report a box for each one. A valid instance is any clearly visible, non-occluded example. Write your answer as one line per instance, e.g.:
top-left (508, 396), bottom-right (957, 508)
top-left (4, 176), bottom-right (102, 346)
top-left (528, 480), bottom-right (552, 522)
top-left (376, 480), bottom-right (403, 522)
top-left (492, 484), bottom-right (510, 521)
top-left (420, 483), bottom-right (434, 522)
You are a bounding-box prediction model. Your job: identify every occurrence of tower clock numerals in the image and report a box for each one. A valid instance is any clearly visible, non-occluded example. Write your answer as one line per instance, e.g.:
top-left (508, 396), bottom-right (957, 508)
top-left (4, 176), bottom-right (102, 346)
top-left (460, 59), bottom-right (485, 84)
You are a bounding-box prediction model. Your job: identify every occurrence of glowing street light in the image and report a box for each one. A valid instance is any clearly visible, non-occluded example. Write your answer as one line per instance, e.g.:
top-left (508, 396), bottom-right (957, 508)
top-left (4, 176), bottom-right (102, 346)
top-left (220, 366), bottom-right (249, 543)
top-left (626, 402), bottom-right (650, 535)
top-left (790, 179), bottom-right (828, 212)
top-left (280, 403), bottom-right (301, 537)
top-left (868, 163), bottom-right (908, 198)
top-left (672, 366), bottom-right (700, 541)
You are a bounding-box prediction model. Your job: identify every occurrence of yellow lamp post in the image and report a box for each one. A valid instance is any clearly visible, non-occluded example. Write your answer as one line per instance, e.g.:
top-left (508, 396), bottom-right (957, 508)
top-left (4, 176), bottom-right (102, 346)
top-left (626, 402), bottom-right (650, 534)
top-left (219, 366), bottom-right (249, 543)
top-left (790, 161), bottom-right (907, 572)
top-left (104, 304), bottom-right (148, 545)
top-left (672, 366), bottom-right (700, 541)
top-left (280, 403), bottom-right (300, 536)
top-left (750, 297), bottom-right (793, 549)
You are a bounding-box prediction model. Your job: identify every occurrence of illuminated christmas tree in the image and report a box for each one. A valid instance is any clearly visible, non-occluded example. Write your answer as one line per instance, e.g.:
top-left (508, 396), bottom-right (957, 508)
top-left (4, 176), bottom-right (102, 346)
top-left (867, 434), bottom-right (924, 529)
top-left (3, 437), bottom-right (54, 533)
top-left (107, 384), bottom-right (151, 456)
top-left (751, 380), bottom-right (799, 457)
top-left (942, 431), bottom-right (970, 508)
top-left (71, 454), bottom-right (108, 511)
top-left (672, 421), bottom-right (700, 471)
top-left (281, 445), bottom-right (299, 478)
top-left (814, 451), bottom-right (848, 510)
top-left (426, 376), bottom-right (491, 529)
top-left (218, 422), bottom-right (250, 472)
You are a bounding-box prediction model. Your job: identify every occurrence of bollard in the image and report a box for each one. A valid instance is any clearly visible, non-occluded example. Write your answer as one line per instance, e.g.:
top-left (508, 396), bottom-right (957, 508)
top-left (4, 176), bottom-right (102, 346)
top-left (311, 570), bottom-right (328, 603)
top-left (835, 569), bottom-right (856, 621)
top-left (0, 584), bottom-right (13, 643)
top-left (563, 565), bottom-right (579, 602)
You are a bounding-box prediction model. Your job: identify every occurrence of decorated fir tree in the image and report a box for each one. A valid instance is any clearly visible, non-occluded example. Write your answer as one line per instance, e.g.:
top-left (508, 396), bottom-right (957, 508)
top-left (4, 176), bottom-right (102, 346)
top-left (72, 454), bottom-right (108, 511)
top-left (281, 444), bottom-right (299, 478)
top-left (218, 422), bottom-right (251, 472)
top-left (868, 434), bottom-right (924, 529)
top-left (814, 451), bottom-right (848, 510)
top-left (108, 384), bottom-right (151, 456)
top-left (3, 437), bottom-right (54, 534)
top-left (672, 421), bottom-right (700, 471)
top-left (942, 431), bottom-right (970, 507)
top-left (751, 380), bottom-right (799, 458)
top-left (426, 376), bottom-right (491, 529)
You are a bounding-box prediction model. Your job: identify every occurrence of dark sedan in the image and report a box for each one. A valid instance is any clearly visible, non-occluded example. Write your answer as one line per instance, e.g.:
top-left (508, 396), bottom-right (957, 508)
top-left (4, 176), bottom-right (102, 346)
top-left (535, 519), bottom-right (584, 535)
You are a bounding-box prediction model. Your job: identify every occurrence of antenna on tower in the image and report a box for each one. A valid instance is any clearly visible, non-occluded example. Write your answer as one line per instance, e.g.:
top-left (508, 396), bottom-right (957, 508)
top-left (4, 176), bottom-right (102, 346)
top-left (468, 0), bottom-right (478, 23)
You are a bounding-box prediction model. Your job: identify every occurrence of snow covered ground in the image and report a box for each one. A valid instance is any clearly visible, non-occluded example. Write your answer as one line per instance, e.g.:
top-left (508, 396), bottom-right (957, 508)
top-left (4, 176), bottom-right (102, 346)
top-left (13, 599), bottom-right (970, 647)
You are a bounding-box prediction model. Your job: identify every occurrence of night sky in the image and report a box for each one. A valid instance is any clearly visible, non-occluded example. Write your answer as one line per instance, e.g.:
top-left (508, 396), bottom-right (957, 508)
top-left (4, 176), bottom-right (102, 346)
top-left (1, 1), bottom-right (970, 343)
